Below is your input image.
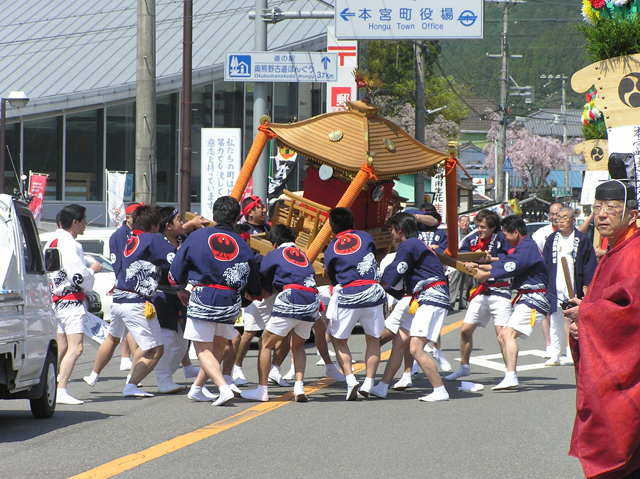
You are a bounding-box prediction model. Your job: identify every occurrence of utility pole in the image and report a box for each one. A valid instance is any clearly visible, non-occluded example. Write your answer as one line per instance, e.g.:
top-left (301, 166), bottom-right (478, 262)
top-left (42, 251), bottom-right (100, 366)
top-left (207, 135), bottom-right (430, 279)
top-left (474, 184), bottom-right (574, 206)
top-left (135, 0), bottom-right (156, 205)
top-left (414, 41), bottom-right (427, 207)
top-left (179, 0), bottom-right (193, 214)
top-left (560, 75), bottom-right (568, 193)
top-left (486, 0), bottom-right (524, 202)
top-left (496, 2), bottom-right (509, 203)
top-left (252, 0), bottom-right (269, 202)
top-left (540, 73), bottom-right (569, 195)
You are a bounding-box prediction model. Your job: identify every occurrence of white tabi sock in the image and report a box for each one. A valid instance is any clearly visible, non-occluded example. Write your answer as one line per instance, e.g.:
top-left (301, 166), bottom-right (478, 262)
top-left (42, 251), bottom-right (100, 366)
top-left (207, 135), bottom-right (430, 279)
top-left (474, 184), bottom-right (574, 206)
top-left (345, 374), bottom-right (358, 387)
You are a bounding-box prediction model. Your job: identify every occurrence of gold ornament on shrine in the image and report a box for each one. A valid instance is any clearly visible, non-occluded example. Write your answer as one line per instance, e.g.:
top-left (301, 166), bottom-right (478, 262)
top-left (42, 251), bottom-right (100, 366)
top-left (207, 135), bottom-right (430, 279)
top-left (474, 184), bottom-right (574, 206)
top-left (383, 138), bottom-right (396, 152)
top-left (328, 129), bottom-right (343, 142)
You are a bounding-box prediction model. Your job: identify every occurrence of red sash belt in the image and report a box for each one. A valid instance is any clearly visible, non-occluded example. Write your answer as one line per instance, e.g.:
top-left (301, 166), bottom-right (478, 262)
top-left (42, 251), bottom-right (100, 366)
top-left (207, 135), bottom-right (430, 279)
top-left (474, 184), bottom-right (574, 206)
top-left (283, 283), bottom-right (324, 312)
top-left (344, 279), bottom-right (378, 288)
top-left (512, 288), bottom-right (547, 307)
top-left (468, 281), bottom-right (510, 302)
top-left (411, 280), bottom-right (447, 302)
top-left (52, 292), bottom-right (85, 303)
top-left (283, 284), bottom-right (319, 294)
top-left (194, 284), bottom-right (234, 290)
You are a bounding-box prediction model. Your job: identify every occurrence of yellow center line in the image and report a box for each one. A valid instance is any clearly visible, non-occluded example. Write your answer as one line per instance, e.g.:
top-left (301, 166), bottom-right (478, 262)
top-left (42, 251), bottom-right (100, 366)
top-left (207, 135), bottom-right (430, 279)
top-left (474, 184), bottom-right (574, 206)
top-left (70, 319), bottom-right (463, 479)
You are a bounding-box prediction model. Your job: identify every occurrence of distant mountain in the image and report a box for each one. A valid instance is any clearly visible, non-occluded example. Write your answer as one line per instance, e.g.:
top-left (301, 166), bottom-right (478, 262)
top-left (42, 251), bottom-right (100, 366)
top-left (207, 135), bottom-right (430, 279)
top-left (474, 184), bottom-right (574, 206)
top-left (438, 1), bottom-right (588, 119)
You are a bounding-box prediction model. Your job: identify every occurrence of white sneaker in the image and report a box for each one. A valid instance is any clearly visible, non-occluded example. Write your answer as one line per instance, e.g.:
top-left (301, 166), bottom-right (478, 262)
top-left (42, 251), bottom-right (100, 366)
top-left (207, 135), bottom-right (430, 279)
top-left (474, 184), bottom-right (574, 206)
top-left (282, 365), bottom-right (296, 381)
top-left (123, 384), bottom-right (154, 397)
top-left (212, 386), bottom-right (234, 406)
top-left (120, 357), bottom-right (133, 371)
top-left (56, 389), bottom-right (84, 405)
top-left (83, 375), bottom-right (98, 387)
top-left (432, 349), bottom-right (452, 372)
top-left (544, 357), bottom-right (560, 367)
top-left (157, 381), bottom-right (187, 394)
top-left (241, 387), bottom-right (269, 402)
top-left (445, 365), bottom-right (471, 381)
top-left (188, 386), bottom-right (218, 402)
top-left (325, 363), bottom-right (346, 382)
top-left (294, 382), bottom-right (308, 402)
top-left (491, 375), bottom-right (519, 391)
top-left (411, 360), bottom-right (419, 377)
top-left (369, 382), bottom-right (388, 399)
top-left (346, 382), bottom-right (360, 401)
top-left (183, 365), bottom-right (199, 379)
top-left (418, 388), bottom-right (449, 402)
top-left (232, 365), bottom-right (248, 385)
top-left (391, 376), bottom-right (413, 390)
top-left (268, 368), bottom-right (291, 387)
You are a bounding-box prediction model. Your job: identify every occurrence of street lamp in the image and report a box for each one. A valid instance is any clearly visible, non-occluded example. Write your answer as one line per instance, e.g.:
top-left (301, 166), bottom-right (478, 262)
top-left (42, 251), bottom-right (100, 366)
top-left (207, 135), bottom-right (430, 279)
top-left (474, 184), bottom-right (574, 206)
top-left (1, 91), bottom-right (30, 192)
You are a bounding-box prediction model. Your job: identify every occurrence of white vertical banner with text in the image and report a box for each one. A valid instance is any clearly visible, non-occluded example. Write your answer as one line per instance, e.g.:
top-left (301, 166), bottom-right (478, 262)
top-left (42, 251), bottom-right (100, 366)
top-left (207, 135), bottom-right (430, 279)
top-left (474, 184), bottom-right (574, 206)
top-left (201, 128), bottom-right (242, 220)
top-left (106, 170), bottom-right (127, 227)
top-left (431, 165), bottom-right (448, 222)
top-left (326, 25), bottom-right (358, 113)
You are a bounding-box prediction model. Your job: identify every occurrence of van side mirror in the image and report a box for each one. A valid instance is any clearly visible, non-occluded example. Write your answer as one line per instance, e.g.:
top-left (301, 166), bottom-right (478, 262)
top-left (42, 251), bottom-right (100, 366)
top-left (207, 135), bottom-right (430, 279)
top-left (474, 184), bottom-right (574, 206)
top-left (44, 248), bottom-right (60, 272)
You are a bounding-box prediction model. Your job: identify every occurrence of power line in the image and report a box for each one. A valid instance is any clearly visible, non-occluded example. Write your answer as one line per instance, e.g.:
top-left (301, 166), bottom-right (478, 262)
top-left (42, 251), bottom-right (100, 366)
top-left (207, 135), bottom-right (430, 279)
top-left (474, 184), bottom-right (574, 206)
top-left (0, 2), bottom-right (291, 48)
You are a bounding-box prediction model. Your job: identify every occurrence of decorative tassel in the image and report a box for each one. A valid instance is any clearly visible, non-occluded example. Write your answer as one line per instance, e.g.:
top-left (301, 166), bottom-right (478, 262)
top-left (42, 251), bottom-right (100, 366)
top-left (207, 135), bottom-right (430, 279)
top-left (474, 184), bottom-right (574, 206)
top-left (408, 300), bottom-right (419, 315)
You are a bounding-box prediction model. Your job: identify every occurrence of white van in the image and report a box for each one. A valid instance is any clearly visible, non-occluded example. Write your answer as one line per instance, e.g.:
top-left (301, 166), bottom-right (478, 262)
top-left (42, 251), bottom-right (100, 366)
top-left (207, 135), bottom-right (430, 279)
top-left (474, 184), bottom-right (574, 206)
top-left (0, 194), bottom-right (60, 418)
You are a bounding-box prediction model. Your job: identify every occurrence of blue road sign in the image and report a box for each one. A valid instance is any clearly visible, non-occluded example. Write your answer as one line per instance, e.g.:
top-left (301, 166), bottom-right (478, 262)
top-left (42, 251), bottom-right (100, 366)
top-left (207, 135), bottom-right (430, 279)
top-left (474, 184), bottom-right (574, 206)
top-left (225, 52), bottom-right (338, 82)
top-left (503, 156), bottom-right (514, 173)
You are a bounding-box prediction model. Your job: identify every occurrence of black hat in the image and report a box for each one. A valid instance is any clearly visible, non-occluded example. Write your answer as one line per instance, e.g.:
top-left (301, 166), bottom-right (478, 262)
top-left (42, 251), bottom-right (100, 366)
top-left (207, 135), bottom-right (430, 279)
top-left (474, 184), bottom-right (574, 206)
top-left (595, 180), bottom-right (636, 201)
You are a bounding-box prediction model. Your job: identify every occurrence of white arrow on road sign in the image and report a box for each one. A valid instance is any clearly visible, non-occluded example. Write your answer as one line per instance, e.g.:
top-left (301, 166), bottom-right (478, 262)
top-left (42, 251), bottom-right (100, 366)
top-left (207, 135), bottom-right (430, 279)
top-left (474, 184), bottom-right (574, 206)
top-left (503, 156), bottom-right (514, 173)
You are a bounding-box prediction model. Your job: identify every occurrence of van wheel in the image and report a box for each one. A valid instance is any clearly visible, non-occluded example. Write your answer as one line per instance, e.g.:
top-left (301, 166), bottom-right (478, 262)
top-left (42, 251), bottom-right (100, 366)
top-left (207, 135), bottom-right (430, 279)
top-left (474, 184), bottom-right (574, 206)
top-left (30, 351), bottom-right (57, 418)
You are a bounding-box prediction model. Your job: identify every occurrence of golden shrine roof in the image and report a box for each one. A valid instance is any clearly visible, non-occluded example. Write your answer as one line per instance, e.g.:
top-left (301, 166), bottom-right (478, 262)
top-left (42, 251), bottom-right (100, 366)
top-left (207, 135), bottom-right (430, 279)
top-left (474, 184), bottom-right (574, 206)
top-left (269, 100), bottom-right (448, 180)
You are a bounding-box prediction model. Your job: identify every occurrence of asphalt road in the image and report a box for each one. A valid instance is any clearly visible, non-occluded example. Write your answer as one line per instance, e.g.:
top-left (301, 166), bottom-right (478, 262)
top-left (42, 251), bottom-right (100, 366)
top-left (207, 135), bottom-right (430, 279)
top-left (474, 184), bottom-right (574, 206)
top-left (0, 310), bottom-right (584, 479)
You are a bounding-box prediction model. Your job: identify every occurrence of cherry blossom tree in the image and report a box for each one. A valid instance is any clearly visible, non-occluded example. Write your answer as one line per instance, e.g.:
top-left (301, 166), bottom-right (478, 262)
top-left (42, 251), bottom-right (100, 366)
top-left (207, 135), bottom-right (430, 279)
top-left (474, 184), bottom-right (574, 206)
top-left (483, 113), bottom-right (579, 196)
top-left (375, 95), bottom-right (460, 151)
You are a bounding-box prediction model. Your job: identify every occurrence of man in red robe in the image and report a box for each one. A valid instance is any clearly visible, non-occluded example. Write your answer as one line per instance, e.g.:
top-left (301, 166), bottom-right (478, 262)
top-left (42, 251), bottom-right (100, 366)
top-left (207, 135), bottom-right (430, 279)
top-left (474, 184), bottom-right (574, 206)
top-left (565, 180), bottom-right (640, 479)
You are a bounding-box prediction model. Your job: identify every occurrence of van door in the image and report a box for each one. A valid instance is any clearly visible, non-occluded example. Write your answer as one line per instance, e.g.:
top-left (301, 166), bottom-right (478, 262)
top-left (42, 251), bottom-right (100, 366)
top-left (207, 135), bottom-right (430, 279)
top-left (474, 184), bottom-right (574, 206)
top-left (16, 207), bottom-right (53, 381)
top-left (0, 196), bottom-right (25, 350)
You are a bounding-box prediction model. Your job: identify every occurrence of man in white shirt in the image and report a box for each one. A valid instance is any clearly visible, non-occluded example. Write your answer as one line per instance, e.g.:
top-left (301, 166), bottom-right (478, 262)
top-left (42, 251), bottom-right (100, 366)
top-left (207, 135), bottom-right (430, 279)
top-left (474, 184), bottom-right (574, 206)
top-left (45, 205), bottom-right (102, 405)
top-left (542, 206), bottom-right (597, 366)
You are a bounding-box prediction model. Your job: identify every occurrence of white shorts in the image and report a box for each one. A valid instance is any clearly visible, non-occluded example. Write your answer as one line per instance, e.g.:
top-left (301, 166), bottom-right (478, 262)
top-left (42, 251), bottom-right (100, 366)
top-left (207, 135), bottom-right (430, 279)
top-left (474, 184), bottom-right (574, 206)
top-left (329, 304), bottom-right (385, 340)
top-left (113, 302), bottom-right (164, 351)
top-left (463, 295), bottom-right (512, 328)
top-left (108, 309), bottom-right (127, 339)
top-left (505, 303), bottom-right (545, 339)
top-left (266, 316), bottom-right (314, 340)
top-left (56, 305), bottom-right (86, 335)
top-left (317, 285), bottom-right (332, 308)
top-left (410, 304), bottom-right (448, 341)
top-left (183, 318), bottom-right (239, 343)
top-left (384, 296), bottom-right (413, 334)
top-left (242, 296), bottom-right (275, 331)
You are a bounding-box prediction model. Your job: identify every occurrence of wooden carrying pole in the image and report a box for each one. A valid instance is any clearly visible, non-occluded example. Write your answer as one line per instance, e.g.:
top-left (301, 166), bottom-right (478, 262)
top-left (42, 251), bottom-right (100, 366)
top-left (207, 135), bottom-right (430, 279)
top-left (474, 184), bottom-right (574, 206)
top-left (230, 116), bottom-right (277, 201)
top-left (305, 159), bottom-right (377, 263)
top-left (443, 152), bottom-right (459, 258)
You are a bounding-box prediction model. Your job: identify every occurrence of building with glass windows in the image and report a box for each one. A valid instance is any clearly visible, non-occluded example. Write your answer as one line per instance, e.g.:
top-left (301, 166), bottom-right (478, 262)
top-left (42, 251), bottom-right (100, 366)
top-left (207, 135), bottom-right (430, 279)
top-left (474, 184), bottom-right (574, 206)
top-left (0, 1), bottom-right (331, 223)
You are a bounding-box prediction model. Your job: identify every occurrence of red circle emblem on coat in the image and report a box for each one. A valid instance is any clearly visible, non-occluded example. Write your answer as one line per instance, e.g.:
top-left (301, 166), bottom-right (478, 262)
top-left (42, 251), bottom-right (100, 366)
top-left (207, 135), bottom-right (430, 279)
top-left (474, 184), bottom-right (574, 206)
top-left (124, 236), bottom-right (139, 257)
top-left (283, 247), bottom-right (309, 267)
top-left (334, 233), bottom-right (361, 255)
top-left (208, 233), bottom-right (239, 261)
